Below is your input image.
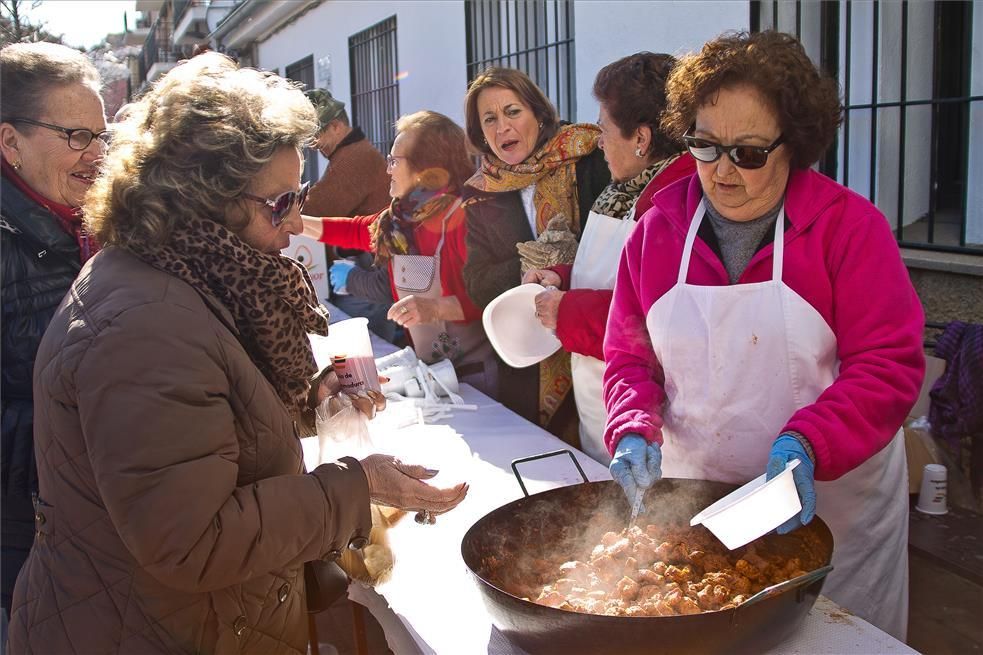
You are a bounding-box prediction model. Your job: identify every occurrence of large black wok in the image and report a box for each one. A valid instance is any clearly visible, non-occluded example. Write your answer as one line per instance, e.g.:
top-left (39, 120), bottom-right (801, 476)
top-left (461, 451), bottom-right (833, 655)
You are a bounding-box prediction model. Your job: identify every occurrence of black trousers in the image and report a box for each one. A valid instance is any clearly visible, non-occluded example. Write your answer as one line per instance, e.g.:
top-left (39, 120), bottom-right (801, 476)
top-left (1, 493), bottom-right (34, 612)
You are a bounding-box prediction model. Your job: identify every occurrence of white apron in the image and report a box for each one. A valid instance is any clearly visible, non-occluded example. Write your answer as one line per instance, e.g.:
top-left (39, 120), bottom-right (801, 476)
top-left (571, 206), bottom-right (638, 465)
top-left (392, 199), bottom-right (497, 397)
top-left (644, 201), bottom-right (909, 640)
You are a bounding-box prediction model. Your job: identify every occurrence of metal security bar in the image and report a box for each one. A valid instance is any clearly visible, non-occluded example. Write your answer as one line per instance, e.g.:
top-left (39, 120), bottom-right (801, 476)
top-left (751, 0), bottom-right (982, 254)
top-left (349, 16), bottom-right (399, 154)
top-left (465, 0), bottom-right (576, 122)
top-left (285, 55), bottom-right (319, 185)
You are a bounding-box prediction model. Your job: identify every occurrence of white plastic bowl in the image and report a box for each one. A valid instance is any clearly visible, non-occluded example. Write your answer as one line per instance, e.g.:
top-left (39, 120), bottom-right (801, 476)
top-left (690, 459), bottom-right (802, 550)
top-left (482, 283), bottom-right (562, 368)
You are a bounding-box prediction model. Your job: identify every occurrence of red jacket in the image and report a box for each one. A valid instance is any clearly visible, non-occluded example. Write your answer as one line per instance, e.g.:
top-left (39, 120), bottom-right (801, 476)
top-left (316, 202), bottom-right (482, 323)
top-left (550, 155), bottom-right (696, 359)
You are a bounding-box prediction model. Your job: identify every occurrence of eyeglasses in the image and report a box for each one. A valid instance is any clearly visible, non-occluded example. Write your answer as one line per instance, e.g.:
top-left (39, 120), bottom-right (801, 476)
top-left (386, 154), bottom-right (406, 170)
top-left (7, 117), bottom-right (111, 151)
top-left (242, 181), bottom-right (311, 227)
top-left (682, 133), bottom-right (785, 170)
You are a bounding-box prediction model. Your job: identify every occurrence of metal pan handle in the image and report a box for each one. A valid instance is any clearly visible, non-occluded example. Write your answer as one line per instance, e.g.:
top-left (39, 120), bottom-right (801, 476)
top-left (739, 564), bottom-right (834, 610)
top-left (511, 449), bottom-right (589, 498)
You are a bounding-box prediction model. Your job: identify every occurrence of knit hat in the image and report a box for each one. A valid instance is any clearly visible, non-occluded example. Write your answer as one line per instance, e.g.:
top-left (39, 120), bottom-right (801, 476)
top-left (306, 89), bottom-right (347, 129)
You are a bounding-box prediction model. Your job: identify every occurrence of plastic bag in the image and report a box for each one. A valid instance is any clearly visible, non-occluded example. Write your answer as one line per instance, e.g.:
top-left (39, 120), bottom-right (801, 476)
top-left (314, 392), bottom-right (373, 463)
top-left (337, 504), bottom-right (406, 587)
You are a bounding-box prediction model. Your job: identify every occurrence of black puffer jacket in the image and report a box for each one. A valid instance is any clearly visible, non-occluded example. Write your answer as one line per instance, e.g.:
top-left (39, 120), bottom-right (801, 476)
top-left (1, 173), bottom-right (82, 501)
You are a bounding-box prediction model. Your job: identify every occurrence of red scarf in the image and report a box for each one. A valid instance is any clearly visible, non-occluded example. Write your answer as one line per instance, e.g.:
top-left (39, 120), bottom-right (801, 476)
top-left (1, 158), bottom-right (98, 263)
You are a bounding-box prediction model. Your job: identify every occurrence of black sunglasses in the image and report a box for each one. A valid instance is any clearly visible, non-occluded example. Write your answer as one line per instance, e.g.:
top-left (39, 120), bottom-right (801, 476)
top-left (242, 181), bottom-right (311, 227)
top-left (683, 133), bottom-right (785, 170)
top-left (7, 117), bottom-right (111, 151)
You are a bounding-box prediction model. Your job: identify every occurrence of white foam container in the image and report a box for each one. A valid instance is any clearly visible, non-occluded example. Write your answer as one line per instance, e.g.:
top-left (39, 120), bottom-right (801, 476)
top-left (482, 283), bottom-right (562, 368)
top-left (690, 459), bottom-right (802, 550)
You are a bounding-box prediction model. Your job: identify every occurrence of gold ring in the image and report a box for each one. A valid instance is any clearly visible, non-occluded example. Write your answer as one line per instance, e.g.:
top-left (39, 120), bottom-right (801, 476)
top-left (401, 306), bottom-right (409, 314)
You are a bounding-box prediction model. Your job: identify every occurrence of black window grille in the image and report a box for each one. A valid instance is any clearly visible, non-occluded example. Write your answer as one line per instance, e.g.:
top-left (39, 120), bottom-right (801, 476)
top-left (285, 55), bottom-right (319, 185)
top-left (465, 0), bottom-right (576, 122)
top-left (751, 0), bottom-right (982, 255)
top-left (349, 16), bottom-right (399, 154)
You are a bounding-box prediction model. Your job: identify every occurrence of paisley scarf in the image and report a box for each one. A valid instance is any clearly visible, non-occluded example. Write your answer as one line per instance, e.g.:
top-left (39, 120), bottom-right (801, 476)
top-left (465, 123), bottom-right (600, 236)
top-left (127, 216), bottom-right (330, 435)
top-left (369, 186), bottom-right (458, 262)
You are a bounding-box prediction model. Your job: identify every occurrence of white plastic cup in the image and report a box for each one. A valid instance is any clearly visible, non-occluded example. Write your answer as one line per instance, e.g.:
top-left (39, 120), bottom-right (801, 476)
top-left (379, 365), bottom-right (418, 395)
top-left (403, 376), bottom-right (426, 398)
top-left (915, 464), bottom-right (948, 515)
top-left (375, 346), bottom-right (418, 371)
top-left (424, 359), bottom-right (459, 395)
top-left (328, 317), bottom-right (381, 394)
top-left (377, 346), bottom-right (419, 395)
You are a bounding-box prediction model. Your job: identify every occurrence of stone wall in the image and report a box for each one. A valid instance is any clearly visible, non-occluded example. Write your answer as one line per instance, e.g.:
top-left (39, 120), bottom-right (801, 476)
top-left (908, 268), bottom-right (983, 327)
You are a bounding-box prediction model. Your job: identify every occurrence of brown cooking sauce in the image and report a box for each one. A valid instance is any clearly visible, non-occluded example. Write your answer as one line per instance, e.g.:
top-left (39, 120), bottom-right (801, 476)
top-left (488, 523), bottom-right (826, 617)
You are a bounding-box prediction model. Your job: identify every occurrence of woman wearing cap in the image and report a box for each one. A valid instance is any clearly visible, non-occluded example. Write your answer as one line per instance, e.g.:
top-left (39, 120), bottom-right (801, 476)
top-left (8, 54), bottom-right (467, 653)
top-left (303, 111), bottom-right (497, 396)
top-left (603, 31), bottom-right (923, 638)
top-left (0, 42), bottom-right (108, 615)
top-left (522, 53), bottom-right (695, 464)
top-left (462, 67), bottom-right (609, 431)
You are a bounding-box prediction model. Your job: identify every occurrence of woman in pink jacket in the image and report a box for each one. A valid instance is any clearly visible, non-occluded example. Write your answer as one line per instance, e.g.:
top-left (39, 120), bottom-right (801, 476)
top-left (603, 31), bottom-right (924, 640)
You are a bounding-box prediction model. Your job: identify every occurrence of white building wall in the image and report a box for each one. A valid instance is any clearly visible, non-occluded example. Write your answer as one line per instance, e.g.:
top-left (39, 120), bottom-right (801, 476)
top-left (572, 1), bottom-right (748, 123)
top-left (255, 0), bottom-right (467, 165)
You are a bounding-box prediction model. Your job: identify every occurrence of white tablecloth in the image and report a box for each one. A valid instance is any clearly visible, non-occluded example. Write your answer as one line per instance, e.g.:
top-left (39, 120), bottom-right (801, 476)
top-left (300, 380), bottom-right (917, 655)
top-left (308, 306), bottom-right (917, 654)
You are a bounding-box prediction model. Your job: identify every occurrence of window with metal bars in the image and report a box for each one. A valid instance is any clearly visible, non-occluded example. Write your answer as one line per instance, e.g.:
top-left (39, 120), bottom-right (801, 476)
top-left (465, 0), bottom-right (576, 122)
top-left (348, 16), bottom-right (399, 154)
top-left (751, 0), bottom-right (982, 254)
top-left (285, 55), bottom-right (319, 185)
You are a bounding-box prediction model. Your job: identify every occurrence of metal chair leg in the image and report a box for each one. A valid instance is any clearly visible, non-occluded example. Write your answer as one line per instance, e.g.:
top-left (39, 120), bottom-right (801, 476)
top-left (308, 612), bottom-right (320, 655)
top-left (351, 600), bottom-right (368, 655)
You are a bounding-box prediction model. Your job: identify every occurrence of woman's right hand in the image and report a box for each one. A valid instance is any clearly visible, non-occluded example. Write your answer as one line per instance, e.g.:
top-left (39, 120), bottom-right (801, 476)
top-left (522, 268), bottom-right (562, 287)
top-left (359, 454), bottom-right (469, 514)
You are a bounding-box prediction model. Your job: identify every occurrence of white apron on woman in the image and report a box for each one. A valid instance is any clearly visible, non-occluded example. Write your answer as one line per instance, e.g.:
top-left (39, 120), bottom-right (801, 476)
top-left (643, 202), bottom-right (909, 639)
top-left (570, 206), bottom-right (638, 464)
top-left (392, 199), bottom-right (497, 396)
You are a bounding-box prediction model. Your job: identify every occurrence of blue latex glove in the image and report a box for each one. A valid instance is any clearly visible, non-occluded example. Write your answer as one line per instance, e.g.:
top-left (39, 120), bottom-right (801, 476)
top-left (766, 434), bottom-right (817, 534)
top-left (329, 260), bottom-right (355, 294)
top-left (609, 434), bottom-right (662, 505)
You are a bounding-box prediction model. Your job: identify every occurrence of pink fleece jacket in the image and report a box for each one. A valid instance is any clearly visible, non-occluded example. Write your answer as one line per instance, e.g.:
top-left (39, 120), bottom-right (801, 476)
top-left (602, 168), bottom-right (925, 481)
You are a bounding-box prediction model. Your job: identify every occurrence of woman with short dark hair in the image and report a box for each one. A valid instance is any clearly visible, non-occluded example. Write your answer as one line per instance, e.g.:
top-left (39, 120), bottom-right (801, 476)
top-left (603, 31), bottom-right (923, 639)
top-left (523, 52), bottom-right (694, 463)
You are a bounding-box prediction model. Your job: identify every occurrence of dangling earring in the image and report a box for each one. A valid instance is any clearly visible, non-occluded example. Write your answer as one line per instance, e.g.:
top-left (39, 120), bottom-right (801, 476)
top-left (538, 122), bottom-right (544, 129)
top-left (634, 147), bottom-right (643, 158)
top-left (11, 160), bottom-right (21, 170)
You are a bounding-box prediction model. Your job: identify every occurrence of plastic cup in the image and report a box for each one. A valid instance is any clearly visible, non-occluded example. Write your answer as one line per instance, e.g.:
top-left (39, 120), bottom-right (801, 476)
top-left (915, 464), bottom-right (947, 515)
top-left (425, 359), bottom-right (459, 395)
top-left (327, 317), bottom-right (381, 394)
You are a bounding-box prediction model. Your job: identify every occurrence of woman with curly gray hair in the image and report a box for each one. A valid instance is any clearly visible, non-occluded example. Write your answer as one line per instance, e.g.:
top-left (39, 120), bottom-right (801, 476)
top-left (8, 53), bottom-right (467, 653)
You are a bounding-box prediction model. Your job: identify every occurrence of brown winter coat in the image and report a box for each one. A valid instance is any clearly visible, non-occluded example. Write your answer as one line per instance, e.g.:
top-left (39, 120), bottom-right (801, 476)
top-left (305, 131), bottom-right (391, 218)
top-left (8, 246), bottom-right (371, 654)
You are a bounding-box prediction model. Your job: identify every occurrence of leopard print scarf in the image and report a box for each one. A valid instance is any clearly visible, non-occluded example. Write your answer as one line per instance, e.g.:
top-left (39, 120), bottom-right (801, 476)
top-left (127, 216), bottom-right (329, 434)
top-left (591, 154), bottom-right (682, 219)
